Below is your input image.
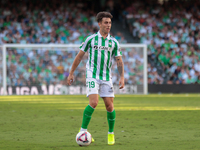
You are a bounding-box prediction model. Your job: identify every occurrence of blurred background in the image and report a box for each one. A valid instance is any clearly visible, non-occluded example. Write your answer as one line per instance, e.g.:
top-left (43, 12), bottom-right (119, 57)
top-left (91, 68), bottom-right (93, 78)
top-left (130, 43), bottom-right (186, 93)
top-left (0, 0), bottom-right (200, 94)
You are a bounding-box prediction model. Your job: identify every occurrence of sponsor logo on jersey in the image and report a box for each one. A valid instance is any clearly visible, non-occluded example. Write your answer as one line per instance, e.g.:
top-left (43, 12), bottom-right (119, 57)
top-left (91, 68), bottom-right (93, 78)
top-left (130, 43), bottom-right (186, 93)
top-left (94, 45), bottom-right (98, 49)
top-left (93, 46), bottom-right (112, 51)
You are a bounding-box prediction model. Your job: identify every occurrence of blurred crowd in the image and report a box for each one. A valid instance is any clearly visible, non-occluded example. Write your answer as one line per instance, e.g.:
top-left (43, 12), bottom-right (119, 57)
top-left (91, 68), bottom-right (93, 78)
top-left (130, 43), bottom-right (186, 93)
top-left (123, 0), bottom-right (200, 84)
top-left (0, 0), bottom-right (145, 87)
top-left (1, 0), bottom-right (200, 87)
top-left (0, 1), bottom-right (98, 45)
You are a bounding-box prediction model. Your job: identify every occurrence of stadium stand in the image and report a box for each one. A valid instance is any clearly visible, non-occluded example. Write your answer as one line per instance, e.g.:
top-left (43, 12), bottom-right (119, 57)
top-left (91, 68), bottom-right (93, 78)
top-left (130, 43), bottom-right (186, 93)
top-left (122, 0), bottom-right (200, 84)
top-left (1, 0), bottom-right (200, 87)
top-left (1, 0), bottom-right (142, 87)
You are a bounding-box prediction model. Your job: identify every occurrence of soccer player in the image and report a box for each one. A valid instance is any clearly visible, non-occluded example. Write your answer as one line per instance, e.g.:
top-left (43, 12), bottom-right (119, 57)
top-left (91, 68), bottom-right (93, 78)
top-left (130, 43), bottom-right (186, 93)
top-left (67, 11), bottom-right (124, 145)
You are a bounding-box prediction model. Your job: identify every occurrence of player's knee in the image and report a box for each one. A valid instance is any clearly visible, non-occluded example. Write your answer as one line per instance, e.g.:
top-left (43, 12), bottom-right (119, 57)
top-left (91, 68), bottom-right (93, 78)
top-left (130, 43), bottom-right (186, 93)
top-left (106, 104), bottom-right (114, 112)
top-left (90, 101), bottom-right (98, 108)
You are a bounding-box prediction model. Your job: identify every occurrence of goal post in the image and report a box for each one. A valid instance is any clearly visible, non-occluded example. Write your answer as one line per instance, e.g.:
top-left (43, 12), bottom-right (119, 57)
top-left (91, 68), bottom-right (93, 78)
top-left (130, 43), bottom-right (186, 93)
top-left (0, 44), bottom-right (147, 95)
top-left (0, 45), bottom-right (3, 92)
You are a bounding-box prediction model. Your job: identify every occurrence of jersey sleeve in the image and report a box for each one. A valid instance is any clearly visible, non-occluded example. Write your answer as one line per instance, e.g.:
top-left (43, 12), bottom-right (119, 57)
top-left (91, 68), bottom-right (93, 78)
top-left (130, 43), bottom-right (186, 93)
top-left (112, 40), bottom-right (122, 57)
top-left (80, 36), bottom-right (91, 52)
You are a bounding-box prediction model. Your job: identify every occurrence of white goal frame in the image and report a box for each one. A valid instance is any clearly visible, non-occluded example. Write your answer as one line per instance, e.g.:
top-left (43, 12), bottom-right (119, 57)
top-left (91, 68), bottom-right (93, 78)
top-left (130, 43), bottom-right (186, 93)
top-left (0, 44), bottom-right (147, 95)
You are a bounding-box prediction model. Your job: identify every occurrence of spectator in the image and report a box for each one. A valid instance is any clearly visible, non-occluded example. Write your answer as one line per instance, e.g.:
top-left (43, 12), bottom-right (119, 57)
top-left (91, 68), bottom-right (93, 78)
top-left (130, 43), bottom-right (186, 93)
top-left (57, 62), bottom-right (64, 80)
top-left (123, 0), bottom-right (200, 84)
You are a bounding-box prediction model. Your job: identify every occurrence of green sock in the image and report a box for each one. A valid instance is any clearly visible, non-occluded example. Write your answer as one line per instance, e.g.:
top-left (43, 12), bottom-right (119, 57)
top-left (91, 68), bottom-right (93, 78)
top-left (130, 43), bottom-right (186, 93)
top-left (81, 105), bottom-right (95, 129)
top-left (107, 109), bottom-right (116, 132)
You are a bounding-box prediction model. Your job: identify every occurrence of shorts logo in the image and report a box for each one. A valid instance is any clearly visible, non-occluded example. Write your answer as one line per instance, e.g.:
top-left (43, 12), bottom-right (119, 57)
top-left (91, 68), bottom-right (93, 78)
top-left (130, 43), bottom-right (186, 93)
top-left (109, 87), bottom-right (113, 92)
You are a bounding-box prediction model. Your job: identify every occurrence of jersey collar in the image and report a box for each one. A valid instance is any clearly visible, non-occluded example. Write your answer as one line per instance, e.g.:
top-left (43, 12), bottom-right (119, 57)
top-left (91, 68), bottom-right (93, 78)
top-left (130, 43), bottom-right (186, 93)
top-left (97, 31), bottom-right (110, 40)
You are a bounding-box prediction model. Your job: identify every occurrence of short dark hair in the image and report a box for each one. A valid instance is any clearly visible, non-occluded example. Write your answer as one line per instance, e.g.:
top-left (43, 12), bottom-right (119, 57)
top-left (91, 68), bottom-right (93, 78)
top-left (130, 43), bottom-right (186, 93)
top-left (96, 11), bottom-right (113, 23)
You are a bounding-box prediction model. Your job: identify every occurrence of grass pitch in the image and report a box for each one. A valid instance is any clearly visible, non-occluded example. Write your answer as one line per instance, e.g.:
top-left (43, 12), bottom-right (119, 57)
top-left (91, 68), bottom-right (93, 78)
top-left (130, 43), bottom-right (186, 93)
top-left (0, 94), bottom-right (200, 150)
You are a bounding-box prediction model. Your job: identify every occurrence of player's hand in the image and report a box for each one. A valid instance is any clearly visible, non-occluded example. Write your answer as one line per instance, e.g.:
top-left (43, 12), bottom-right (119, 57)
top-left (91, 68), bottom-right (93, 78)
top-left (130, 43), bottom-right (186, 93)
top-left (119, 77), bottom-right (125, 89)
top-left (67, 74), bottom-right (74, 85)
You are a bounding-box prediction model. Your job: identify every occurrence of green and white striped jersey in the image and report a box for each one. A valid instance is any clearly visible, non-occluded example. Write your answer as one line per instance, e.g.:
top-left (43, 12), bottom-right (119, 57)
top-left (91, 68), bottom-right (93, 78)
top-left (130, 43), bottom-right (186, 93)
top-left (80, 31), bottom-right (122, 81)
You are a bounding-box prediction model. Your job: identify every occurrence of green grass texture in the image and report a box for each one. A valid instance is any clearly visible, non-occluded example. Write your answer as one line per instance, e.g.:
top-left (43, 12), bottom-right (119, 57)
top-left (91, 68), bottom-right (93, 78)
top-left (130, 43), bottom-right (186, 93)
top-left (0, 94), bottom-right (200, 150)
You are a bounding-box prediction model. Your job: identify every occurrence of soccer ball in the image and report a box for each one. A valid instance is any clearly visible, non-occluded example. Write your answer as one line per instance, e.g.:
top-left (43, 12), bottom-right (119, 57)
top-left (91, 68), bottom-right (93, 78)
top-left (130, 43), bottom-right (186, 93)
top-left (76, 131), bottom-right (92, 146)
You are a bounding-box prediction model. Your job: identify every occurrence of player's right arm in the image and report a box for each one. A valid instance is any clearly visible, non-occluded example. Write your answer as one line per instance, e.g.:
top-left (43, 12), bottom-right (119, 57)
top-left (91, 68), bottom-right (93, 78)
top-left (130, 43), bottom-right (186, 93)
top-left (67, 50), bottom-right (85, 85)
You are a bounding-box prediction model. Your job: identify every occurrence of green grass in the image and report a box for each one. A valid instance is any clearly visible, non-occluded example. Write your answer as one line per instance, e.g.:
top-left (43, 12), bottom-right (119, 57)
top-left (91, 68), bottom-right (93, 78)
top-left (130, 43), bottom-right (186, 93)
top-left (0, 94), bottom-right (200, 150)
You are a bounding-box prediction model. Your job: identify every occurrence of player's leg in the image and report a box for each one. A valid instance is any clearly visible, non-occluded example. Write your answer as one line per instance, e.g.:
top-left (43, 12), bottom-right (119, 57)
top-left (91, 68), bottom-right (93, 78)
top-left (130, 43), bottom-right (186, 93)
top-left (80, 78), bottom-right (99, 142)
top-left (81, 94), bottom-right (99, 131)
top-left (99, 80), bottom-right (115, 145)
top-left (102, 97), bottom-right (115, 133)
top-left (102, 97), bottom-right (116, 145)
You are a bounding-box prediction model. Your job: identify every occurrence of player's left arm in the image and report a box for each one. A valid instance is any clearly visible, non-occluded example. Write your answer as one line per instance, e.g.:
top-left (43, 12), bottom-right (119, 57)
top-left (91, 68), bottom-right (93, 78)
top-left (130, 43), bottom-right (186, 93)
top-left (116, 56), bottom-right (124, 89)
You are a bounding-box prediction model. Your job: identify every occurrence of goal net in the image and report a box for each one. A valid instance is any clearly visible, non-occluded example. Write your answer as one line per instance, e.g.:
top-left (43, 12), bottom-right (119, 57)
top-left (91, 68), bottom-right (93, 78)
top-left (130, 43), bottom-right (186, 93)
top-left (0, 44), bottom-right (147, 95)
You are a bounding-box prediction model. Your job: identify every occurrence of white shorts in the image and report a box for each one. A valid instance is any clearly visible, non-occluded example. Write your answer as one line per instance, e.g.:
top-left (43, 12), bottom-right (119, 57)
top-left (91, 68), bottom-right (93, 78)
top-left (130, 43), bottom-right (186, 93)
top-left (86, 78), bottom-right (114, 97)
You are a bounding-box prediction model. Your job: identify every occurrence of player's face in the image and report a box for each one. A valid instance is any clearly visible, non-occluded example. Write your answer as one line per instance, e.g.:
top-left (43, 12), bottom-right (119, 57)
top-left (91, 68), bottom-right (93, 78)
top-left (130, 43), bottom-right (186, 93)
top-left (98, 17), bottom-right (111, 34)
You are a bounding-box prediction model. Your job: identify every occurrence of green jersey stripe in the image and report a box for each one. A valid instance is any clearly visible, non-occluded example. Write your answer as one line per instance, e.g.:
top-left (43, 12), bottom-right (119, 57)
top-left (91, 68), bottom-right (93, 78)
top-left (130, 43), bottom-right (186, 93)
top-left (106, 39), bottom-right (112, 81)
top-left (99, 50), bottom-right (105, 80)
top-left (111, 37), bottom-right (122, 57)
top-left (84, 38), bottom-right (93, 52)
top-left (114, 41), bottom-right (118, 56)
top-left (106, 51), bottom-right (110, 81)
top-left (99, 37), bottom-right (105, 80)
top-left (112, 41), bottom-right (116, 56)
top-left (93, 50), bottom-right (98, 78)
top-left (89, 46), bottom-right (92, 68)
top-left (92, 35), bottom-right (99, 78)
